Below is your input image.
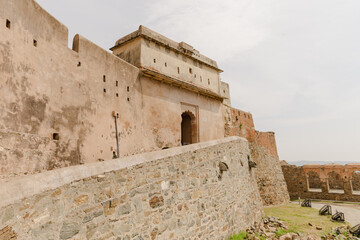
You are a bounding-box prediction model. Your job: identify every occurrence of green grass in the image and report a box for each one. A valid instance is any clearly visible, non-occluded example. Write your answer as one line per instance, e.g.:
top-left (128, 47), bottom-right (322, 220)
top-left (264, 204), bottom-right (348, 237)
top-left (228, 231), bottom-right (247, 240)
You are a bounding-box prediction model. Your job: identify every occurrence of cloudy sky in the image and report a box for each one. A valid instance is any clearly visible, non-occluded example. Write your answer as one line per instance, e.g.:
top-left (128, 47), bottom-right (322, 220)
top-left (36, 0), bottom-right (360, 163)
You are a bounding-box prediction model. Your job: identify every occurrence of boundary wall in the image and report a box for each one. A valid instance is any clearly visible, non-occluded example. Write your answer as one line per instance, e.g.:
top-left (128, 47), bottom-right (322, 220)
top-left (224, 106), bottom-right (290, 205)
top-left (282, 164), bottom-right (360, 202)
top-left (0, 137), bottom-right (264, 240)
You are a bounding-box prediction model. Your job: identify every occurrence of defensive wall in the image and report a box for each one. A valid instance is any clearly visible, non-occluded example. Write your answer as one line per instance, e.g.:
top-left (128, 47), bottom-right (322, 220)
top-left (0, 137), bottom-right (264, 240)
top-left (0, 0), bottom-right (225, 179)
top-left (0, 2), bottom-right (289, 239)
top-left (224, 106), bottom-right (290, 206)
top-left (282, 163), bottom-right (360, 202)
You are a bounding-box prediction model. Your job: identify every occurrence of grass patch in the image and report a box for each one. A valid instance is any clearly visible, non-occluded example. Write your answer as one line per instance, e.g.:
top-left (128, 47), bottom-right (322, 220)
top-left (228, 231), bottom-right (247, 240)
top-left (264, 204), bottom-right (348, 237)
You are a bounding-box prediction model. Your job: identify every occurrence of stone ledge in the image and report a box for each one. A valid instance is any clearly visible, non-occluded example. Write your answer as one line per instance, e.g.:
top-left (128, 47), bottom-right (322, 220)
top-left (0, 136), bottom-right (244, 209)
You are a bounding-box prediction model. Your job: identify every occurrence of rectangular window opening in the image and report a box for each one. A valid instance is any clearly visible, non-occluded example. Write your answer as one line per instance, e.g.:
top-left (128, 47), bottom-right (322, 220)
top-left (127, 86), bottom-right (129, 92)
top-left (116, 81), bottom-right (118, 87)
top-left (103, 75), bottom-right (106, 82)
top-left (116, 93), bottom-right (119, 97)
top-left (189, 68), bottom-right (192, 74)
top-left (6, 19), bottom-right (10, 29)
top-left (33, 39), bottom-right (37, 47)
top-left (177, 67), bottom-right (180, 74)
top-left (103, 88), bottom-right (106, 93)
top-left (52, 133), bottom-right (60, 140)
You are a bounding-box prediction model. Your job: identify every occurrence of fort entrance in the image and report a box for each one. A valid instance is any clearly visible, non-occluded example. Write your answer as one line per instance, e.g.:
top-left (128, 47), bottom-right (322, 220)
top-left (181, 111), bottom-right (196, 145)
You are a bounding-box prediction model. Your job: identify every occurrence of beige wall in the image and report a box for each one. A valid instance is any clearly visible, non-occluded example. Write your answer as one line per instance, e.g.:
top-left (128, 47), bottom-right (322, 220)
top-left (0, 0), bottom-right (226, 178)
top-left (140, 76), bottom-right (225, 148)
top-left (113, 38), bottom-right (222, 94)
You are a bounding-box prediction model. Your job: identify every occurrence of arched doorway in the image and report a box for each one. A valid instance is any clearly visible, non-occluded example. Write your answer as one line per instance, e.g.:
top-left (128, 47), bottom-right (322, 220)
top-left (181, 112), bottom-right (192, 145)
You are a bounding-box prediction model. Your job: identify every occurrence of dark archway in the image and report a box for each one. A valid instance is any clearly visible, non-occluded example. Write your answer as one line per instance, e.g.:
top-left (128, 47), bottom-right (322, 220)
top-left (181, 112), bottom-right (192, 145)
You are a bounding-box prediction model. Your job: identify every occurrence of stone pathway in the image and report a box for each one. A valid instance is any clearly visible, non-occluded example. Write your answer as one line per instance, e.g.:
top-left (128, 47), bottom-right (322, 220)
top-left (310, 202), bottom-right (360, 226)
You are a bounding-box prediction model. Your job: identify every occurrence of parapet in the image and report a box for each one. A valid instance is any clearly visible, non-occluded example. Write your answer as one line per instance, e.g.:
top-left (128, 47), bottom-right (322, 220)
top-left (111, 25), bottom-right (222, 72)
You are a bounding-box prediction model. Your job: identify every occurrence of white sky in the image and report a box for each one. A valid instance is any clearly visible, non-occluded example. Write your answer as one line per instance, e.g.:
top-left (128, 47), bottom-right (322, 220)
top-left (36, 0), bottom-right (360, 163)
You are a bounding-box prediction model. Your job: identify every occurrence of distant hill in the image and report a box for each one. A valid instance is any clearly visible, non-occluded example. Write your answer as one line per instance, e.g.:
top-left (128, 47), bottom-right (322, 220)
top-left (284, 160), bottom-right (360, 166)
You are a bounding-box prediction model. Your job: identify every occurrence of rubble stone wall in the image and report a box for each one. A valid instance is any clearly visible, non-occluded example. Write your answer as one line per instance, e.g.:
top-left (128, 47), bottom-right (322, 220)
top-left (0, 137), bottom-right (264, 240)
top-left (282, 164), bottom-right (360, 202)
top-left (224, 106), bottom-right (290, 206)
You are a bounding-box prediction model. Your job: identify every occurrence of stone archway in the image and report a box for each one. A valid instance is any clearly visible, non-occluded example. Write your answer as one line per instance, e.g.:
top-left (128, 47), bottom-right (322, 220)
top-left (327, 171), bottom-right (344, 193)
top-left (181, 111), bottom-right (197, 145)
top-left (351, 171), bottom-right (360, 195)
top-left (307, 171), bottom-right (322, 192)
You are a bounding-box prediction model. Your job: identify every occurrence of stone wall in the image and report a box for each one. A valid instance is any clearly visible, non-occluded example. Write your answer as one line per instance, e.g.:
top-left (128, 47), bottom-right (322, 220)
top-left (0, 137), bottom-right (264, 240)
top-left (282, 164), bottom-right (360, 202)
top-left (224, 106), bottom-right (289, 206)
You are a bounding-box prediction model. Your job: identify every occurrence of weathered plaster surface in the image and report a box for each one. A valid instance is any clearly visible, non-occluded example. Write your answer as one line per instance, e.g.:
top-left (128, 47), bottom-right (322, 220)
top-left (0, 0), bottom-right (227, 178)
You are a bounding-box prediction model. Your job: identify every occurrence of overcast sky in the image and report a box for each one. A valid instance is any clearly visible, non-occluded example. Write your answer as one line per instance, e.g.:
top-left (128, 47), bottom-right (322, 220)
top-left (36, 0), bottom-right (360, 163)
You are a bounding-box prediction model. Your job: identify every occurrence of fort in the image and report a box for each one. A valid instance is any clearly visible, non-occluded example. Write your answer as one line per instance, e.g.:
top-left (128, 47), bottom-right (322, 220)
top-left (0, 0), bottom-right (289, 239)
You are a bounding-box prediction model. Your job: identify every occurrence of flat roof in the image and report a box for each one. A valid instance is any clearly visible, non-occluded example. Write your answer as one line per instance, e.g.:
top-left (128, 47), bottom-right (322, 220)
top-left (110, 25), bottom-right (222, 72)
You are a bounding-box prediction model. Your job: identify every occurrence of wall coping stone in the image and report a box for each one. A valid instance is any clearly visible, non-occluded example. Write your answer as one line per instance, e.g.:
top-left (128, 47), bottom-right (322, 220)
top-left (0, 136), bottom-right (244, 209)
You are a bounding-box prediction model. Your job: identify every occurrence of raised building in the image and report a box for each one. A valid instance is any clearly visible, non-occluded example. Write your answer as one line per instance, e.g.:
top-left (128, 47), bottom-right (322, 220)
top-left (0, 0), bottom-right (289, 239)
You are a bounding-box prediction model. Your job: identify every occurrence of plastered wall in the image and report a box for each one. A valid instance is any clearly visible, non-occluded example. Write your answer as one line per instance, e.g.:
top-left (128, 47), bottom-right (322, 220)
top-left (0, 137), bottom-right (264, 240)
top-left (0, 0), bottom-right (225, 179)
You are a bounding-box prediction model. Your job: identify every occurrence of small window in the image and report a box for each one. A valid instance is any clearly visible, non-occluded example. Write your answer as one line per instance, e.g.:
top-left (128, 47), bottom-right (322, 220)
top-left (189, 68), bottom-right (192, 74)
top-left (153, 58), bottom-right (156, 63)
top-left (165, 62), bottom-right (167, 67)
top-left (177, 67), bottom-right (180, 74)
top-left (200, 76), bottom-right (202, 82)
top-left (6, 19), bottom-right (10, 29)
top-left (103, 75), bottom-right (106, 82)
top-left (116, 93), bottom-right (119, 97)
top-left (127, 97), bottom-right (130, 102)
top-left (103, 88), bottom-right (106, 93)
top-left (52, 133), bottom-right (60, 140)
top-left (208, 79), bottom-right (210, 85)
top-left (127, 86), bottom-right (129, 92)
top-left (33, 39), bottom-right (37, 47)
top-left (116, 81), bottom-right (118, 87)
top-left (77, 62), bottom-right (81, 67)
top-left (194, 74), bottom-right (196, 78)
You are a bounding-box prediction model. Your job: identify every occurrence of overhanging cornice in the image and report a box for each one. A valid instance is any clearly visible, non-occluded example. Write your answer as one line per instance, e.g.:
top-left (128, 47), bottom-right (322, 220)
top-left (140, 67), bottom-right (225, 101)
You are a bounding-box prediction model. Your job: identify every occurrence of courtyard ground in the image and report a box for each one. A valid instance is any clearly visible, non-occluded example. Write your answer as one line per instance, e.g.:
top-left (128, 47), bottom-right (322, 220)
top-left (264, 203), bottom-right (347, 237)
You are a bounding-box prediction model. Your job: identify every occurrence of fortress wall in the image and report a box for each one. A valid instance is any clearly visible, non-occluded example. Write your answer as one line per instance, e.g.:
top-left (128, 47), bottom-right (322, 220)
top-left (282, 164), bottom-right (360, 202)
top-left (0, 0), bottom-right (155, 179)
top-left (0, 137), bottom-right (264, 240)
top-left (0, 0), bottom-right (229, 179)
top-left (250, 131), bottom-right (289, 205)
top-left (224, 106), bottom-right (290, 205)
top-left (0, 0), bottom-right (68, 46)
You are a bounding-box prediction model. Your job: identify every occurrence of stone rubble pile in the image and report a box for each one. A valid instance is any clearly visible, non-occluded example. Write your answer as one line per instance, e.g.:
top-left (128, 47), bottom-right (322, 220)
top-left (322, 226), bottom-right (359, 240)
top-left (241, 217), bottom-right (358, 240)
